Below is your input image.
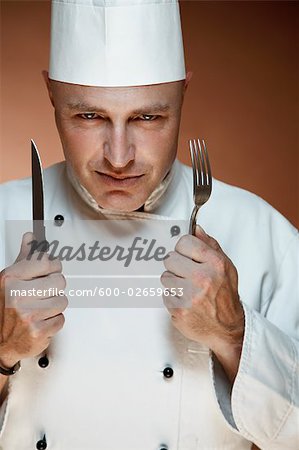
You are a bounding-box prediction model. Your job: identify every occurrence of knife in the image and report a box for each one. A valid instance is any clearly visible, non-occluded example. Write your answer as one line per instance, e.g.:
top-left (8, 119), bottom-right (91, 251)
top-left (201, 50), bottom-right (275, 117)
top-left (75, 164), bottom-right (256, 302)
top-left (31, 139), bottom-right (48, 250)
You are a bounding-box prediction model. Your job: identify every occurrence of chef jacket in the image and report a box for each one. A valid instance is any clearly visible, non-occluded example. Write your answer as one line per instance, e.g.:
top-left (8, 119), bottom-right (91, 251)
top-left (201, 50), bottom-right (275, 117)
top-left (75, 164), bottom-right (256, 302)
top-left (0, 159), bottom-right (298, 450)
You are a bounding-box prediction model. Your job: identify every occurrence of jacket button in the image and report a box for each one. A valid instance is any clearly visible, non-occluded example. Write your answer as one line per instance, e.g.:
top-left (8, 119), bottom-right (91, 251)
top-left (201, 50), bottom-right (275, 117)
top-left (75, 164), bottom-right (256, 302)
top-left (54, 214), bottom-right (64, 226)
top-left (36, 435), bottom-right (47, 449)
top-left (159, 446), bottom-right (168, 450)
top-left (38, 356), bottom-right (49, 368)
top-left (163, 366), bottom-right (174, 378)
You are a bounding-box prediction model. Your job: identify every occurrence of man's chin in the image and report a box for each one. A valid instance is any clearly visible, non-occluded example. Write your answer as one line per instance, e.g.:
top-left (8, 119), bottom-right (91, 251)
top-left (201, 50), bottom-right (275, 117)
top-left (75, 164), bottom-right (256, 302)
top-left (96, 195), bottom-right (145, 212)
top-left (100, 204), bottom-right (144, 213)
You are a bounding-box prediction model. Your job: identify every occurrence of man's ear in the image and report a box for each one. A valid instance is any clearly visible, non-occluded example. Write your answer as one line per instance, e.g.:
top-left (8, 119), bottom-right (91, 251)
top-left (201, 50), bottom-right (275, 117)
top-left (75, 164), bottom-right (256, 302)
top-left (42, 70), bottom-right (55, 107)
top-left (184, 70), bottom-right (193, 92)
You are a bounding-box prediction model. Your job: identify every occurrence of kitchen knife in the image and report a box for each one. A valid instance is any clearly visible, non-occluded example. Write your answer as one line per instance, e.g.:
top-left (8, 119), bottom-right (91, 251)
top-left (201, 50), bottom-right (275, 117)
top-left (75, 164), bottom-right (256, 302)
top-left (31, 139), bottom-right (48, 250)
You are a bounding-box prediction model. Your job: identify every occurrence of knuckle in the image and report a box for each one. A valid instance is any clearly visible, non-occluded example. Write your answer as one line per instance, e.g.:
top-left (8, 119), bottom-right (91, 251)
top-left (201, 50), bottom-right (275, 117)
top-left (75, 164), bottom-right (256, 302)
top-left (208, 235), bottom-right (220, 250)
top-left (6, 290), bottom-right (17, 304)
top-left (30, 325), bottom-right (42, 340)
top-left (172, 308), bottom-right (183, 320)
top-left (175, 235), bottom-right (189, 252)
top-left (170, 314), bottom-right (178, 322)
top-left (0, 271), bottom-right (14, 290)
top-left (50, 273), bottom-right (66, 290)
top-left (200, 274), bottom-right (213, 291)
top-left (20, 310), bottom-right (34, 325)
top-left (191, 292), bottom-right (202, 307)
top-left (59, 295), bottom-right (68, 311)
top-left (56, 314), bottom-right (65, 329)
top-left (29, 251), bottom-right (40, 262)
top-left (162, 293), bottom-right (172, 308)
top-left (40, 255), bottom-right (51, 273)
top-left (59, 274), bottom-right (67, 290)
top-left (214, 255), bottom-right (226, 273)
top-left (5, 294), bottom-right (19, 309)
top-left (160, 271), bottom-right (169, 283)
top-left (193, 245), bottom-right (206, 260)
top-left (51, 258), bottom-right (62, 273)
top-left (163, 251), bottom-right (175, 269)
top-left (192, 269), bottom-right (205, 286)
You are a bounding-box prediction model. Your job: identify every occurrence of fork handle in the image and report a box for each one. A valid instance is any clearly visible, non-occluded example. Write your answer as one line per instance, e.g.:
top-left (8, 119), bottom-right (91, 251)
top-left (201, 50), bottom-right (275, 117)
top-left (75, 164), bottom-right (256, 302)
top-left (189, 205), bottom-right (199, 235)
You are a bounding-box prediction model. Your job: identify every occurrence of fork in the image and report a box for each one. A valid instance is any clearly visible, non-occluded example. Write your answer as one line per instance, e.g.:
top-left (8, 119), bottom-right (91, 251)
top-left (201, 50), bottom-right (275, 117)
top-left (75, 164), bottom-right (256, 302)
top-left (189, 138), bottom-right (212, 235)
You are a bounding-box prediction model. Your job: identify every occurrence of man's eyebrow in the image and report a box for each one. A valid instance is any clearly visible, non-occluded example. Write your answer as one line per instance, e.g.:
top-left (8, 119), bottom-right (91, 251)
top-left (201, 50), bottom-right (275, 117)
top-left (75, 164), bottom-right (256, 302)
top-left (66, 101), bottom-right (170, 114)
top-left (66, 102), bottom-right (103, 111)
top-left (131, 103), bottom-right (170, 114)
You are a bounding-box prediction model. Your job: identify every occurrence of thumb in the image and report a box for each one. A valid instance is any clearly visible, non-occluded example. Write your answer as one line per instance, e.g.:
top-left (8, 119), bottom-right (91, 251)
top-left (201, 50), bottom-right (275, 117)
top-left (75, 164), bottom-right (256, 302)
top-left (195, 225), bottom-right (221, 251)
top-left (195, 224), bottom-right (209, 242)
top-left (15, 232), bottom-right (36, 263)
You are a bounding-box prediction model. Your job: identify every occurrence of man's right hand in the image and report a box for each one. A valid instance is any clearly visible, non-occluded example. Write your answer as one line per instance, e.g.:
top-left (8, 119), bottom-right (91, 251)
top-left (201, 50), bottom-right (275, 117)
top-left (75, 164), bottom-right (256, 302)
top-left (0, 232), bottom-right (68, 369)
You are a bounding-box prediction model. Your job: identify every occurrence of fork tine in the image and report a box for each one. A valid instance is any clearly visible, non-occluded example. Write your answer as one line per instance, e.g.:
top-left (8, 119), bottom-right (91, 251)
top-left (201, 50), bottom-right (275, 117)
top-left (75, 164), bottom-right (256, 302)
top-left (197, 138), bottom-right (209, 186)
top-left (189, 140), bottom-right (197, 192)
top-left (193, 139), bottom-right (201, 185)
top-left (195, 139), bottom-right (205, 186)
top-left (201, 139), bottom-right (212, 185)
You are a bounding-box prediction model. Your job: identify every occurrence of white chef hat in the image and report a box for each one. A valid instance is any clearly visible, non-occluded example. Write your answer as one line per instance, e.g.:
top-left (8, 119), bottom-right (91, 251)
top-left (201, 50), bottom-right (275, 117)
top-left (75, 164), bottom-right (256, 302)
top-left (49, 0), bottom-right (186, 87)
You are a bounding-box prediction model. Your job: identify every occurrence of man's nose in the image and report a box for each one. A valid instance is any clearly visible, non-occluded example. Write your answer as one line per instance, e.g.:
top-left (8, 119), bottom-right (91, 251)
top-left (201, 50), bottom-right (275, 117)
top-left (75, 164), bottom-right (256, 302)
top-left (103, 125), bottom-right (135, 169)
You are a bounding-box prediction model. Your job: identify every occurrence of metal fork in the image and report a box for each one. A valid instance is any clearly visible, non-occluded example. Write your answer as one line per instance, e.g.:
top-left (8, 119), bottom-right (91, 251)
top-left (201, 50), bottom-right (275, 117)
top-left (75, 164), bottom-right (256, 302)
top-left (189, 139), bottom-right (212, 235)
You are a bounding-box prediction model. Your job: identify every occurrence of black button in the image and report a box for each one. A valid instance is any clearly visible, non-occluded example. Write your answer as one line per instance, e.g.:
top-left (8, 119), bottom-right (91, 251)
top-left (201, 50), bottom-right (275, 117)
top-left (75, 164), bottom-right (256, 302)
top-left (36, 435), bottom-right (47, 449)
top-left (163, 366), bottom-right (174, 378)
top-left (38, 356), bottom-right (49, 368)
top-left (54, 214), bottom-right (64, 226)
top-left (159, 446), bottom-right (168, 450)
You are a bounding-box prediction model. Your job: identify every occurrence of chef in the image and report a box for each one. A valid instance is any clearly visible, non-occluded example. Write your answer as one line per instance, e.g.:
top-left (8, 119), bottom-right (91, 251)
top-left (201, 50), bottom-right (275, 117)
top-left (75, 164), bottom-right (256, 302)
top-left (0, 0), bottom-right (298, 449)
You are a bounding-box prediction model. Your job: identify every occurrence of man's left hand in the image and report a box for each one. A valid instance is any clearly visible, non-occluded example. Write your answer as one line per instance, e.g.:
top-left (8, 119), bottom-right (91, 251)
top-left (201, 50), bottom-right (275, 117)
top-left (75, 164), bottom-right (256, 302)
top-left (161, 225), bottom-right (245, 381)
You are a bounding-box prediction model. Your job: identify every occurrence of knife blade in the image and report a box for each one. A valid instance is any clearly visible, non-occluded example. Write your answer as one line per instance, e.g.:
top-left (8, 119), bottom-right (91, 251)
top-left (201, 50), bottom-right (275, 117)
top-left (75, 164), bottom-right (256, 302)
top-left (31, 139), bottom-right (47, 248)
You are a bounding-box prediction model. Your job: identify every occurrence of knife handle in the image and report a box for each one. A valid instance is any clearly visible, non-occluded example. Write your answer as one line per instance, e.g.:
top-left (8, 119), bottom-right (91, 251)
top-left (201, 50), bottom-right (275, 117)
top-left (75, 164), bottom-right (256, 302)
top-left (32, 223), bottom-right (49, 253)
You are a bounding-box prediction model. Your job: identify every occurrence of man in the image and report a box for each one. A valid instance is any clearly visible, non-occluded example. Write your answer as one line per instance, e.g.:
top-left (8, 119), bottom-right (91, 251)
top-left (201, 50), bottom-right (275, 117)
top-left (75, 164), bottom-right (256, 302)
top-left (0, 1), bottom-right (298, 449)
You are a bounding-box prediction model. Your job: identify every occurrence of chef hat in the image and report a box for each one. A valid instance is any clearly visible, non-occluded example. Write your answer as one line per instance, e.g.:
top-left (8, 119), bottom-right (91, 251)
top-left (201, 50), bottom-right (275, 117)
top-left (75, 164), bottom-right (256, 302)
top-left (49, 0), bottom-right (186, 87)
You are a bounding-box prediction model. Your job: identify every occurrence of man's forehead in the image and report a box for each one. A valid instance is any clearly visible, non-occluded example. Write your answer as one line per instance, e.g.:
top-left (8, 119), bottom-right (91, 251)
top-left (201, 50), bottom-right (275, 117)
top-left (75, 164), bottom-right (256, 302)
top-left (50, 79), bottom-right (182, 93)
top-left (50, 79), bottom-right (183, 110)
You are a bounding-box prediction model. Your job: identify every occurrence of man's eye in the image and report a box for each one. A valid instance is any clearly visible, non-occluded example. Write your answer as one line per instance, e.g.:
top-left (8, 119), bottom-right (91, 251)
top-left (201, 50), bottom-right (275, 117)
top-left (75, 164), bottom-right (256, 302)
top-left (140, 114), bottom-right (158, 121)
top-left (80, 113), bottom-right (99, 120)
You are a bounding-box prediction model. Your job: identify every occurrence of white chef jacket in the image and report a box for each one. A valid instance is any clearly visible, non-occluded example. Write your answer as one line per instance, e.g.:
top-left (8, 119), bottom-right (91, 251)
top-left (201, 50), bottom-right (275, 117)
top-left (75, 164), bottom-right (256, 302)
top-left (0, 159), bottom-right (298, 450)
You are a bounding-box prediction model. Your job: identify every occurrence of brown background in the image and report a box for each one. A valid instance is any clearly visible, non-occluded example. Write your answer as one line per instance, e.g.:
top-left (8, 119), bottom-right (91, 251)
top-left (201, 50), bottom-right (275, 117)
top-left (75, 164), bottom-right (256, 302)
top-left (0, 0), bottom-right (298, 227)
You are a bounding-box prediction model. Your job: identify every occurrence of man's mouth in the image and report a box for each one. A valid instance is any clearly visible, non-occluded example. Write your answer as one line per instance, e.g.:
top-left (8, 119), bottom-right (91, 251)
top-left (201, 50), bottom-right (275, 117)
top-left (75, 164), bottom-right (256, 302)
top-left (95, 171), bottom-right (144, 187)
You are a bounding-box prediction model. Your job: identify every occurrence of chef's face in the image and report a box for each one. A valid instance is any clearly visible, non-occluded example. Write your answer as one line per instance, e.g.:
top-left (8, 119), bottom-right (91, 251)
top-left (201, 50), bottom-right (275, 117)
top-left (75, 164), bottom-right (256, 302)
top-left (46, 76), bottom-right (188, 211)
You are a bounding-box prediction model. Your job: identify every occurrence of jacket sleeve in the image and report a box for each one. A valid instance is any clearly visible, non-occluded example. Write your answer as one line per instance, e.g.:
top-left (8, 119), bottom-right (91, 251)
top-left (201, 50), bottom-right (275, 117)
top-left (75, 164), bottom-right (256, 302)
top-left (210, 231), bottom-right (299, 449)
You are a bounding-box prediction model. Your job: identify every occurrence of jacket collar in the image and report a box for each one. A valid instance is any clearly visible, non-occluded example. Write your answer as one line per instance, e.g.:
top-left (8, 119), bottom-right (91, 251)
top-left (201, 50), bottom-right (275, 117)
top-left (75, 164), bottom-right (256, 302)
top-left (66, 162), bottom-right (176, 219)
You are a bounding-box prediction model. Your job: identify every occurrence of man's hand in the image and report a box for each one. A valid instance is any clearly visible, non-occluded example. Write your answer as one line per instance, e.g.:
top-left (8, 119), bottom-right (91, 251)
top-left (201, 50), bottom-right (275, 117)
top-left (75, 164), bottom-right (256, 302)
top-left (161, 225), bottom-right (244, 382)
top-left (0, 232), bottom-right (68, 369)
